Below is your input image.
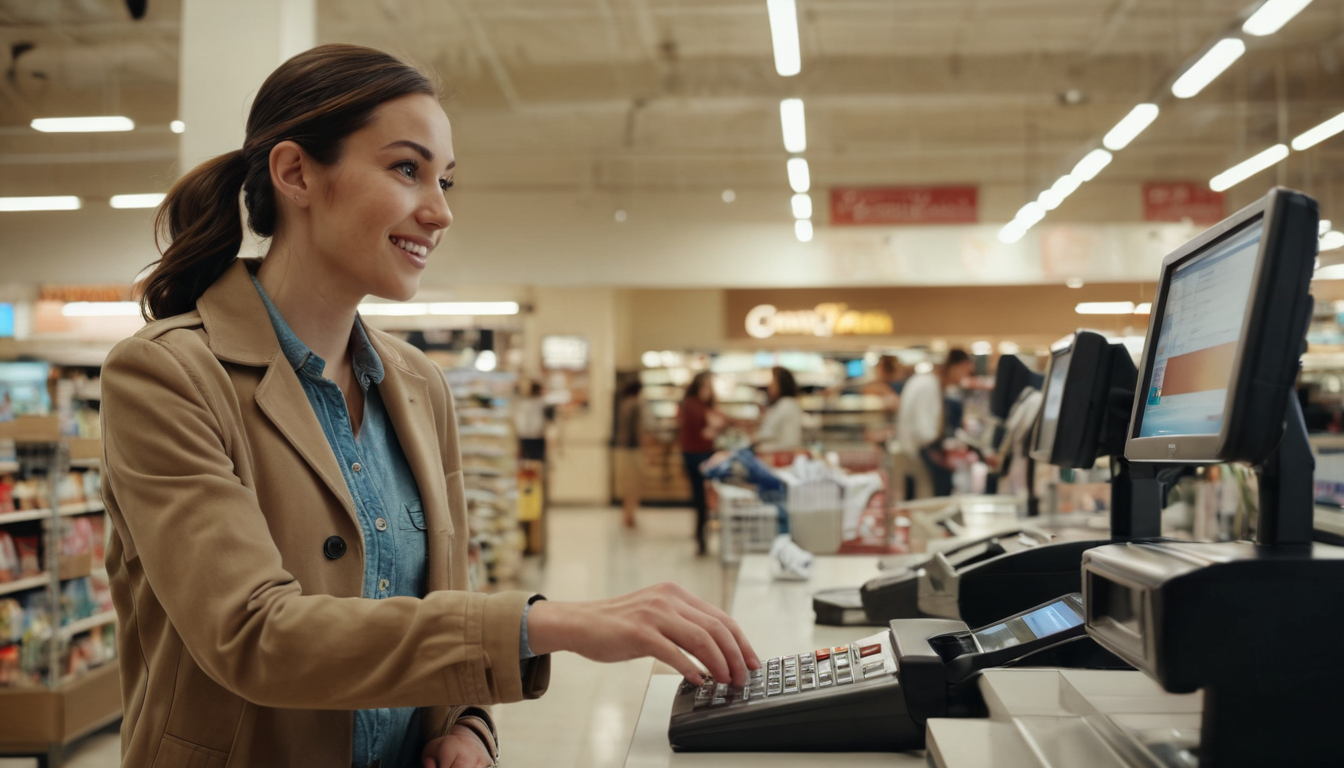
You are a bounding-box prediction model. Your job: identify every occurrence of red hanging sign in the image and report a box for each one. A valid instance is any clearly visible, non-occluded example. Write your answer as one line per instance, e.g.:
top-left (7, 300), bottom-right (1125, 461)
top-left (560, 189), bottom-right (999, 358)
top-left (830, 186), bottom-right (978, 226)
top-left (1142, 182), bottom-right (1226, 225)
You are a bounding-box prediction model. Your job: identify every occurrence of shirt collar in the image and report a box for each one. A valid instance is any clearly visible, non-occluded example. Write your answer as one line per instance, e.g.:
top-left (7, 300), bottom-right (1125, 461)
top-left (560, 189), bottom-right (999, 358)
top-left (249, 272), bottom-right (385, 390)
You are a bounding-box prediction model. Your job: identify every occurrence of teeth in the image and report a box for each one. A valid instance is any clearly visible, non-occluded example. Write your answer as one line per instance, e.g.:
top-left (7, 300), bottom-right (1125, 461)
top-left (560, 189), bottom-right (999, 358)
top-left (391, 237), bottom-right (428, 257)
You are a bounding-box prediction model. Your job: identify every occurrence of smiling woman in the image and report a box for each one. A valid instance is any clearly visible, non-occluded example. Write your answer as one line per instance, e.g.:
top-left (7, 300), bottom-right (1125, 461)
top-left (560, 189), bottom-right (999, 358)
top-left (102, 43), bottom-right (756, 768)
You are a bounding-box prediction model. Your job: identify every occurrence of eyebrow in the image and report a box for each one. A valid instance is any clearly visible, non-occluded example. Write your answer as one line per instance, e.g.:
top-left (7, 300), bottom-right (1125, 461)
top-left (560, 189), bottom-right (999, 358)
top-left (382, 140), bottom-right (456, 170)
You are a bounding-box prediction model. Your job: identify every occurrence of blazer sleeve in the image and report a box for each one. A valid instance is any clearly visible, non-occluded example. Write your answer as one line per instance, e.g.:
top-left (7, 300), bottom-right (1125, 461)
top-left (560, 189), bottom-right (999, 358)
top-left (101, 335), bottom-right (536, 711)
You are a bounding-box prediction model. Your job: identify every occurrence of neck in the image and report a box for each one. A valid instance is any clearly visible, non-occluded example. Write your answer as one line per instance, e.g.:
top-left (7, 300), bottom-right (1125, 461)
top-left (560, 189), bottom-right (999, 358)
top-left (257, 238), bottom-right (361, 375)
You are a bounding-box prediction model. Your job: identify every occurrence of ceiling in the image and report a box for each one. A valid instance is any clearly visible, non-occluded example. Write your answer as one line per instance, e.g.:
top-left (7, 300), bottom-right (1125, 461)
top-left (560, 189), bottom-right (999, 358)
top-left (2, 0), bottom-right (1344, 214)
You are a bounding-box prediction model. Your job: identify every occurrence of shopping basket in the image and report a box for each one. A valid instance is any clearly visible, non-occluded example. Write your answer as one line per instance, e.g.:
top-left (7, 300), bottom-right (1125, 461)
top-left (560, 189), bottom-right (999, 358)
top-left (712, 481), bottom-right (781, 565)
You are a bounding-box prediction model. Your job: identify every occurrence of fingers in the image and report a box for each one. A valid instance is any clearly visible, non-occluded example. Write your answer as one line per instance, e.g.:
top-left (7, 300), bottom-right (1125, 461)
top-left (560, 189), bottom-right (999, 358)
top-left (674, 602), bottom-right (748, 686)
top-left (660, 583), bottom-right (761, 671)
top-left (646, 633), bottom-right (709, 685)
top-left (658, 613), bottom-right (730, 685)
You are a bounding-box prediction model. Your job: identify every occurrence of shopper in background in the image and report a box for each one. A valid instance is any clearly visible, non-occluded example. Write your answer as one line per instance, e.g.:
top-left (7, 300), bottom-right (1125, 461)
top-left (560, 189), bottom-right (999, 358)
top-left (678, 371), bottom-right (725, 555)
top-left (897, 349), bottom-right (975, 498)
top-left (614, 379), bottom-right (650, 528)
top-left (100, 44), bottom-right (756, 768)
top-left (754, 366), bottom-right (804, 453)
top-left (515, 380), bottom-right (549, 462)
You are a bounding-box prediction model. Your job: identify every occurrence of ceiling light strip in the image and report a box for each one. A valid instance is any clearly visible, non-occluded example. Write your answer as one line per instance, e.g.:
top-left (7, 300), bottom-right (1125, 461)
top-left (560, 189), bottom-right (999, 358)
top-left (780, 98), bottom-right (807, 153)
top-left (1291, 109), bottom-right (1344, 151)
top-left (1209, 144), bottom-right (1289, 192)
top-left (1171, 39), bottom-right (1246, 99)
top-left (1103, 104), bottom-right (1160, 151)
top-left (1242, 0), bottom-right (1314, 37)
top-left (0, 196), bottom-right (82, 212)
top-left (766, 0), bottom-right (802, 77)
top-left (30, 116), bottom-right (135, 133)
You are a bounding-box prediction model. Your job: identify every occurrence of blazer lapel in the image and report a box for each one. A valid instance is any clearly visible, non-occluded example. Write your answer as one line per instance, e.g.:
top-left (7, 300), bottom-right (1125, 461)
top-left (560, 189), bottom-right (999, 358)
top-left (374, 345), bottom-right (456, 589)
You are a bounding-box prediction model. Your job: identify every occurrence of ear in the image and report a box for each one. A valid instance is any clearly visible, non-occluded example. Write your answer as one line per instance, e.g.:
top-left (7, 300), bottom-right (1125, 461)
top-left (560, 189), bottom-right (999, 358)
top-left (269, 140), bottom-right (310, 208)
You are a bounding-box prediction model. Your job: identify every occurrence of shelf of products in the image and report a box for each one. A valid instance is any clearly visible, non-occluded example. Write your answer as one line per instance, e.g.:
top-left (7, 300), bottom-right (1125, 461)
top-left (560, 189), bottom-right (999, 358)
top-left (0, 414), bottom-right (119, 757)
top-left (444, 370), bottom-right (527, 591)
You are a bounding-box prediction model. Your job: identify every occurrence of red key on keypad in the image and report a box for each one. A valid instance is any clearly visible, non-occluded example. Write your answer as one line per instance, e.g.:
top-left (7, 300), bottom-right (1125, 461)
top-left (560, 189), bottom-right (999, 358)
top-left (860, 644), bottom-right (882, 658)
top-left (814, 648), bottom-right (831, 661)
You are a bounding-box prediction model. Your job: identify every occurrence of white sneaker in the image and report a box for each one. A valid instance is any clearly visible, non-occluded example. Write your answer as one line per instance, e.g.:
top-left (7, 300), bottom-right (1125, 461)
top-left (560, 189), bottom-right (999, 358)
top-left (769, 534), bottom-right (813, 581)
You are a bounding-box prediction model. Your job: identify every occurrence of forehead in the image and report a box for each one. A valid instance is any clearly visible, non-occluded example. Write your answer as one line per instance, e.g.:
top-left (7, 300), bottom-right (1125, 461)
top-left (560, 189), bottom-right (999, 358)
top-left (355, 93), bottom-right (454, 162)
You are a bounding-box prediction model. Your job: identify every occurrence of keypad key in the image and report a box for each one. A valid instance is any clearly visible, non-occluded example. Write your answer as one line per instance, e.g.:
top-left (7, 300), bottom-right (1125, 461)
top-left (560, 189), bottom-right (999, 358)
top-left (815, 648), bottom-right (831, 661)
top-left (715, 683), bottom-right (728, 698)
top-left (711, 697), bottom-right (727, 706)
top-left (859, 643), bottom-right (882, 658)
top-left (801, 674), bottom-right (816, 691)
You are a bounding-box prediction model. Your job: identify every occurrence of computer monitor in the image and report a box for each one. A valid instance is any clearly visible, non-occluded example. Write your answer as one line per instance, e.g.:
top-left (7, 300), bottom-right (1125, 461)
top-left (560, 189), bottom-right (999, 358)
top-left (1029, 331), bottom-right (1135, 469)
top-left (989, 355), bottom-right (1043, 421)
top-left (1126, 188), bottom-right (1318, 465)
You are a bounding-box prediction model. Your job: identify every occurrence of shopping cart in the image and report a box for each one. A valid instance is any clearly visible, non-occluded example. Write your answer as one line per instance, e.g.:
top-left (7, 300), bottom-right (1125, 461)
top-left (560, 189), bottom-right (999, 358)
top-left (711, 481), bottom-right (782, 565)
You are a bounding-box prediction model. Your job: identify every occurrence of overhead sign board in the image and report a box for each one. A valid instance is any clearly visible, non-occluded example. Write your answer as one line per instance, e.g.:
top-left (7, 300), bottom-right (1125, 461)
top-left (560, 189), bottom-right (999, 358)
top-left (830, 186), bottom-right (978, 226)
top-left (1142, 182), bottom-right (1225, 225)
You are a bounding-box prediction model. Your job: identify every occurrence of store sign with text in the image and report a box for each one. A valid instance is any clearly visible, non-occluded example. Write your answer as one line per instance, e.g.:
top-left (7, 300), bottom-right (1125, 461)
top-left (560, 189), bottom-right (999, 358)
top-left (1142, 182), bottom-right (1225, 225)
top-left (830, 186), bottom-right (978, 226)
top-left (745, 303), bottom-right (895, 339)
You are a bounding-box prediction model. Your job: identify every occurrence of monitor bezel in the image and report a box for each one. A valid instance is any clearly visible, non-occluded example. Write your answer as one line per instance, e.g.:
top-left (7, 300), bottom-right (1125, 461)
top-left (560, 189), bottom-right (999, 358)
top-left (1125, 187), bottom-right (1317, 464)
top-left (1029, 330), bottom-right (1111, 468)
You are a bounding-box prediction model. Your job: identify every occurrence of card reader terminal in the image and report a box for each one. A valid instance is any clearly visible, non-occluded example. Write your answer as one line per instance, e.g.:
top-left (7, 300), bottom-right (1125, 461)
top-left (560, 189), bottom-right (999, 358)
top-left (670, 594), bottom-right (1091, 752)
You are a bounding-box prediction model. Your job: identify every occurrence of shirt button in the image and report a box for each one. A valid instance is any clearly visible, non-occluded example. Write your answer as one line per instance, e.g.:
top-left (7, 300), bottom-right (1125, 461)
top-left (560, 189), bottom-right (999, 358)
top-left (375, 517), bottom-right (388, 532)
top-left (379, 578), bottom-right (389, 592)
top-left (352, 462), bottom-right (362, 473)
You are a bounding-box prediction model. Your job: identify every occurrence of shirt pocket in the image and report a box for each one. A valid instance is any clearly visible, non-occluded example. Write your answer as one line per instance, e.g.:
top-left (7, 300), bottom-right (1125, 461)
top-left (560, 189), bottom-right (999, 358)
top-left (394, 498), bottom-right (430, 596)
top-left (399, 498), bottom-right (429, 532)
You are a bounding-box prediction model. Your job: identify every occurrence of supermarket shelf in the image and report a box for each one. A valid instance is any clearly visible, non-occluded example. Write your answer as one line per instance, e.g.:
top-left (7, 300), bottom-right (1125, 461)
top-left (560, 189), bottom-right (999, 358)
top-left (0, 509), bottom-right (52, 525)
top-left (0, 462), bottom-right (17, 475)
top-left (0, 662), bottom-right (121, 748)
top-left (59, 611), bottom-right (116, 640)
top-left (57, 501), bottom-right (105, 517)
top-left (0, 575), bottom-right (50, 597)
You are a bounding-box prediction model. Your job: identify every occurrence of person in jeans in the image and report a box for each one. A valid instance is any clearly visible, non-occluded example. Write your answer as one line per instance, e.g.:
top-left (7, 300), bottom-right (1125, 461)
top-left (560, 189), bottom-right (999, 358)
top-left (678, 371), bottom-right (725, 555)
top-left (99, 44), bottom-right (757, 768)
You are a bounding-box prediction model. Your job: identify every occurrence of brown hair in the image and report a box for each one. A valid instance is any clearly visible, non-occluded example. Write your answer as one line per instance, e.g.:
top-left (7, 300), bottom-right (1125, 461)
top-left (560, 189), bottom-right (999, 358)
top-left (684, 371), bottom-right (716, 408)
top-left (139, 44), bottom-right (439, 321)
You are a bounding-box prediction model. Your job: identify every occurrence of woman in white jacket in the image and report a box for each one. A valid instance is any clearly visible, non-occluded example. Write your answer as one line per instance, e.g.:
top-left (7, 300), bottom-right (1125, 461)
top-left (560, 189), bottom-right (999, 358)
top-left (755, 366), bottom-right (805, 453)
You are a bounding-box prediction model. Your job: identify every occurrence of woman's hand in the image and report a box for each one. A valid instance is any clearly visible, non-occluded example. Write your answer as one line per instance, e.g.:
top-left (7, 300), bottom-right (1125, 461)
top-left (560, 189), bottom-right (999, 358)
top-left (526, 582), bottom-right (760, 686)
top-left (422, 724), bottom-right (494, 768)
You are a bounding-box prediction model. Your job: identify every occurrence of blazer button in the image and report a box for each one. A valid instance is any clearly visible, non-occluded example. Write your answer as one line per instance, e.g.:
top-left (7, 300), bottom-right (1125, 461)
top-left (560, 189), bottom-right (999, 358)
top-left (324, 535), bottom-right (347, 560)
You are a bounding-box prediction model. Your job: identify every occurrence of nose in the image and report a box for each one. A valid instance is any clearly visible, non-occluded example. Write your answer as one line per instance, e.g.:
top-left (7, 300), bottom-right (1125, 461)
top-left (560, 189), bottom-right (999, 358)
top-left (419, 187), bottom-right (452, 232)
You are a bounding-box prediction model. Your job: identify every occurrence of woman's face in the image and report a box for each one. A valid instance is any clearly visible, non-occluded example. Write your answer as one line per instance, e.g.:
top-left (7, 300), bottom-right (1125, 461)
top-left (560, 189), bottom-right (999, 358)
top-left (699, 376), bottom-right (715, 402)
top-left (304, 93), bottom-right (455, 303)
top-left (767, 375), bottom-right (780, 400)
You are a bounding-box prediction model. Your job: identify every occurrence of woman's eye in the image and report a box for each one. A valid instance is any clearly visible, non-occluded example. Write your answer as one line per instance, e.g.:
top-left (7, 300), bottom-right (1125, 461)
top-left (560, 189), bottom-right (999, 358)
top-left (396, 162), bottom-right (417, 179)
top-left (440, 179), bottom-right (454, 191)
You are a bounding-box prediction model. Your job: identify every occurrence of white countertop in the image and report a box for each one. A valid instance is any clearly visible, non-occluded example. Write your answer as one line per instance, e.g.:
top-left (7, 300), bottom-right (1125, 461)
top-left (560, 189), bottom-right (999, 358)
top-left (623, 554), bottom-right (926, 767)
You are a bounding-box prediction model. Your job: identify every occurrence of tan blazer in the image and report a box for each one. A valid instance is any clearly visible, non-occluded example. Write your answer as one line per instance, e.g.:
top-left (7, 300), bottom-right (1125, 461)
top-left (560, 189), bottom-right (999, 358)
top-left (100, 259), bottom-right (549, 768)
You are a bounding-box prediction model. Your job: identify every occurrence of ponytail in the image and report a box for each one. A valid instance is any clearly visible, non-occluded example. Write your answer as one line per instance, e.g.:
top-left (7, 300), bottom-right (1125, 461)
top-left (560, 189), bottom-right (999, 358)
top-left (140, 150), bottom-right (248, 322)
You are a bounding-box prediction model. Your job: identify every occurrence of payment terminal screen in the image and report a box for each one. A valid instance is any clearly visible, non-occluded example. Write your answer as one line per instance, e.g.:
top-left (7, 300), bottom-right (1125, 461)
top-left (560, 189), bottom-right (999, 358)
top-left (1034, 349), bottom-right (1071, 453)
top-left (973, 599), bottom-right (1083, 652)
top-left (1138, 221), bottom-right (1262, 438)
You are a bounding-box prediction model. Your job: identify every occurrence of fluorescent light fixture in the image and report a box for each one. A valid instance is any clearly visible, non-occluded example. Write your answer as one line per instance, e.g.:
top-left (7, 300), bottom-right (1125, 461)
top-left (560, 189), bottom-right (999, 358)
top-left (791, 193), bottom-right (812, 219)
top-left (1134, 302), bottom-right (1152, 314)
top-left (1314, 263), bottom-right (1344, 280)
top-left (998, 341), bottom-right (1021, 355)
top-left (1103, 104), bottom-right (1160, 151)
top-left (358, 301), bottom-right (520, 316)
top-left (766, 0), bottom-right (801, 77)
top-left (1076, 301), bottom-right (1136, 315)
top-left (795, 219), bottom-right (814, 242)
top-left (787, 157), bottom-right (810, 193)
top-left (170, 120), bottom-right (185, 134)
top-left (970, 341), bottom-right (993, 356)
top-left (0, 196), bottom-right (81, 212)
top-left (61, 302), bottom-right (141, 317)
top-left (1320, 219), bottom-right (1332, 236)
top-left (1291, 109), bottom-right (1344, 151)
top-left (1066, 277), bottom-right (1086, 289)
top-left (110, 193), bottom-right (166, 209)
top-left (30, 115), bottom-right (134, 133)
top-left (722, 189), bottom-right (737, 203)
top-left (1038, 188), bottom-right (1064, 211)
top-left (780, 98), bottom-right (807, 153)
top-left (1243, 0), bottom-right (1313, 36)
top-left (474, 349), bottom-right (498, 372)
top-left (998, 222), bottom-right (1027, 244)
top-left (1016, 201), bottom-right (1046, 226)
top-left (1071, 149), bottom-right (1113, 182)
top-left (1322, 231), bottom-right (1344, 252)
top-left (1209, 143), bottom-right (1289, 192)
top-left (1171, 39), bottom-right (1246, 99)
top-left (1041, 174), bottom-right (1083, 211)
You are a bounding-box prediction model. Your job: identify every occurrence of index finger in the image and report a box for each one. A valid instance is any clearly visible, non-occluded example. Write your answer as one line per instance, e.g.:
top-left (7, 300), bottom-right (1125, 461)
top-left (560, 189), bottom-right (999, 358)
top-left (666, 585), bottom-right (760, 669)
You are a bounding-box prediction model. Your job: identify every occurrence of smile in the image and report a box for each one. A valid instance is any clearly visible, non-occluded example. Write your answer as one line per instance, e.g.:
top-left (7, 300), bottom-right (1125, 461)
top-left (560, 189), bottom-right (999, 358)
top-left (390, 236), bottom-right (429, 258)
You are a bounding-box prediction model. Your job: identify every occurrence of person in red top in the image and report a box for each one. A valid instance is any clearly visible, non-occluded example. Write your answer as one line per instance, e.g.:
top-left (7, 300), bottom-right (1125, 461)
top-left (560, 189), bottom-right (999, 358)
top-left (678, 371), bottom-right (725, 555)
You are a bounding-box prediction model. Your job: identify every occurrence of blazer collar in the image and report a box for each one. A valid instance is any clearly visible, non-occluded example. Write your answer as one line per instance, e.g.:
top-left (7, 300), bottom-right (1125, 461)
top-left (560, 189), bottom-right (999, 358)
top-left (196, 259), bottom-right (281, 367)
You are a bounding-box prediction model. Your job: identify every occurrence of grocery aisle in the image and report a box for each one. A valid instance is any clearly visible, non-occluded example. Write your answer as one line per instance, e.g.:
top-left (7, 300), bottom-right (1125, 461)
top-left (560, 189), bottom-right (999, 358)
top-left (33, 506), bottom-right (720, 768)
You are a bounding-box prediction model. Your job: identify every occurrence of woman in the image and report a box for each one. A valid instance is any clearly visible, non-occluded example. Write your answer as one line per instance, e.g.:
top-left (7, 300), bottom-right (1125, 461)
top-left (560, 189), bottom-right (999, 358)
top-left (754, 366), bottom-right (804, 453)
top-left (101, 45), bottom-right (756, 768)
top-left (677, 371), bottom-right (725, 555)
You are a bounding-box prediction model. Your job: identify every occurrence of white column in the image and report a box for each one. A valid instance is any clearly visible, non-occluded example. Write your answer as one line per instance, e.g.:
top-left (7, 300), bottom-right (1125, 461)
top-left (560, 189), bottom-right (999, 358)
top-left (178, 0), bottom-right (315, 171)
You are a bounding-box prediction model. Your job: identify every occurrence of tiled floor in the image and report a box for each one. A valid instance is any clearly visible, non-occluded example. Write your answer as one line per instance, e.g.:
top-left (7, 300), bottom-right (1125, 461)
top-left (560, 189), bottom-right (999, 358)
top-left (11, 506), bottom-right (720, 768)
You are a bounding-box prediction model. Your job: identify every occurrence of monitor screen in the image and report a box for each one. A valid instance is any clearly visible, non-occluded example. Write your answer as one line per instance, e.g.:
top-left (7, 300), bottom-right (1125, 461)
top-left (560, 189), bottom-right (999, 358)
top-left (973, 598), bottom-right (1084, 652)
top-left (1034, 349), bottom-right (1071, 454)
top-left (1136, 220), bottom-right (1263, 438)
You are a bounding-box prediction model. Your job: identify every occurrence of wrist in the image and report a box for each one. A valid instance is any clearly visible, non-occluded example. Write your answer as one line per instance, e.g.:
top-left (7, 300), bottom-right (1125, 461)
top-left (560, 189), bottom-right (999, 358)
top-left (524, 599), bottom-right (565, 655)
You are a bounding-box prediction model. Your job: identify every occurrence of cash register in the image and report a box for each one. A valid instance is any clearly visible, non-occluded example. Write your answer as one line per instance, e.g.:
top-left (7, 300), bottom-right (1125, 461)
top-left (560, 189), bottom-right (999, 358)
top-left (924, 187), bottom-right (1338, 768)
top-left (669, 593), bottom-right (1096, 752)
top-left (816, 329), bottom-right (1164, 629)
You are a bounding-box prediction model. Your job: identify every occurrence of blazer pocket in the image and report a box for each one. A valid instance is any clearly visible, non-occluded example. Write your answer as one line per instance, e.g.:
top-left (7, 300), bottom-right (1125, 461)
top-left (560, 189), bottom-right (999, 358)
top-left (152, 734), bottom-right (229, 768)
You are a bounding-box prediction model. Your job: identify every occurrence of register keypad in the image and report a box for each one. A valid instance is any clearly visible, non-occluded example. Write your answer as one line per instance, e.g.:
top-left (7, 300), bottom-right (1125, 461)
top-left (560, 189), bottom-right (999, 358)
top-left (681, 635), bottom-right (893, 710)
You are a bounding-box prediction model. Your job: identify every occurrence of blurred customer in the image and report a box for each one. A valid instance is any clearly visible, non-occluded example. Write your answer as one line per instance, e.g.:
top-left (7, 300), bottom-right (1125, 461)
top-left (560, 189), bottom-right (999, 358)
top-left (755, 366), bottom-right (804, 453)
top-left (679, 371), bottom-right (725, 555)
top-left (515, 380), bottom-right (549, 462)
top-left (615, 379), bottom-right (651, 528)
top-left (897, 349), bottom-right (975, 498)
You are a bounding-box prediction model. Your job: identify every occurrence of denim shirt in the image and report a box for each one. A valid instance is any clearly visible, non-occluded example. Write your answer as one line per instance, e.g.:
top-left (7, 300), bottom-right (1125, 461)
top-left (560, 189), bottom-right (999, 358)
top-left (251, 274), bottom-right (427, 768)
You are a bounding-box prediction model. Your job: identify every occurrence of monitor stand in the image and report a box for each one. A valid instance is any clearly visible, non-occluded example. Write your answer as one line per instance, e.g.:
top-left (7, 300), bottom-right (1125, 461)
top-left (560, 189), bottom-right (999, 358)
top-left (1108, 458), bottom-right (1162, 540)
top-left (1254, 394), bottom-right (1314, 547)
